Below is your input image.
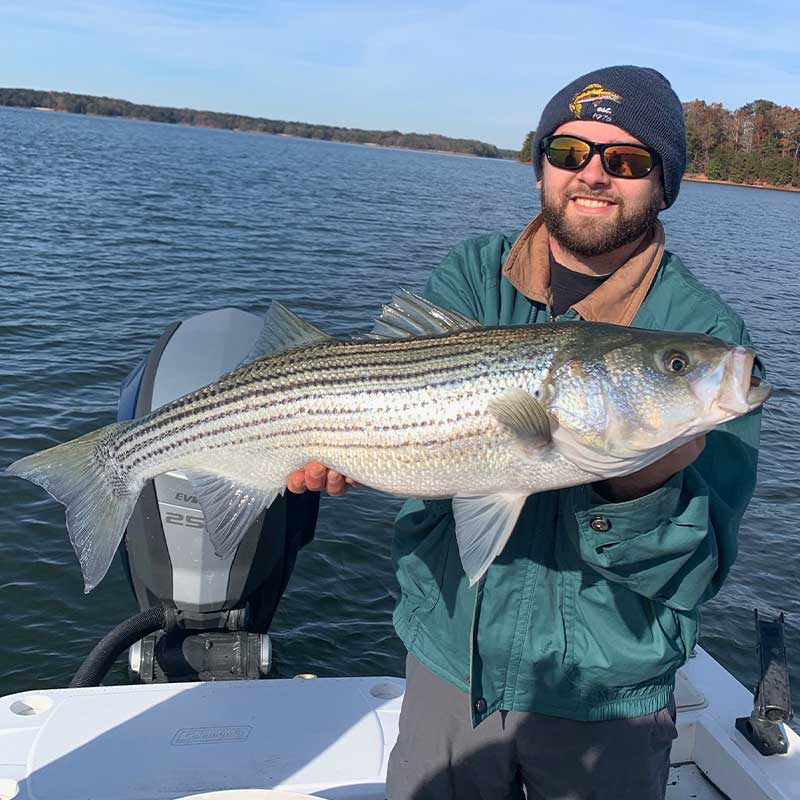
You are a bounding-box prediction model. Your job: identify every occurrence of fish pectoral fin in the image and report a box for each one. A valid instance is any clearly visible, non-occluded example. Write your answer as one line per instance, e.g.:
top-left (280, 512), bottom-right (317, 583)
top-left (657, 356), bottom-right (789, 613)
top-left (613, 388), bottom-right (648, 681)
top-left (236, 302), bottom-right (334, 367)
top-left (452, 493), bottom-right (528, 586)
top-left (183, 469), bottom-right (282, 557)
top-left (489, 388), bottom-right (553, 447)
top-left (363, 290), bottom-right (481, 340)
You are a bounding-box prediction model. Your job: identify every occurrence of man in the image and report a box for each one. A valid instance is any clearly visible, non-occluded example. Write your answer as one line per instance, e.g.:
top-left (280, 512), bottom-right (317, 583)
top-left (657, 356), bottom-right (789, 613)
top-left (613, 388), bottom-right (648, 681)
top-left (288, 65), bottom-right (763, 799)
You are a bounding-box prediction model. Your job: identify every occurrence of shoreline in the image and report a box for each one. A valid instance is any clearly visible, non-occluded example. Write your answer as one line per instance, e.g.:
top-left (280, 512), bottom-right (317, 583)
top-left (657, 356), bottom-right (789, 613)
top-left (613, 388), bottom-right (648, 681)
top-left (683, 174), bottom-right (800, 194)
top-left (18, 105), bottom-right (512, 162)
top-left (12, 107), bottom-right (800, 185)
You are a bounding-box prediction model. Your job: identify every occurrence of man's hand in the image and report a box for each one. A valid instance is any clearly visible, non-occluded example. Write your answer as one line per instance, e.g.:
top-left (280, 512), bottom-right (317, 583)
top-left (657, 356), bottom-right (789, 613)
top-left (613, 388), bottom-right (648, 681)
top-left (595, 436), bottom-right (706, 503)
top-left (286, 461), bottom-right (358, 496)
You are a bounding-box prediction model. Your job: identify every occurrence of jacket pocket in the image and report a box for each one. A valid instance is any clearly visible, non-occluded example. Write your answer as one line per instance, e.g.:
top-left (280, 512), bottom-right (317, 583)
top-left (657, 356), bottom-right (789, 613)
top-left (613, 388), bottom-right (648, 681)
top-left (568, 573), bottom-right (687, 691)
top-left (393, 499), bottom-right (454, 613)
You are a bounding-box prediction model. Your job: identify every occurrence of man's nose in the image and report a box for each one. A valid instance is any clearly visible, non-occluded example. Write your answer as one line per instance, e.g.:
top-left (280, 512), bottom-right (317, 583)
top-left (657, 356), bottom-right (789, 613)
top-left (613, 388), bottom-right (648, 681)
top-left (577, 152), bottom-right (611, 185)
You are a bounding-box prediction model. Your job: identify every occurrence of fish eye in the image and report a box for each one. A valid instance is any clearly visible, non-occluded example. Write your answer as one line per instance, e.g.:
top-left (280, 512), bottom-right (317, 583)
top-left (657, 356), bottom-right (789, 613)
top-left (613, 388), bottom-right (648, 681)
top-left (662, 351), bottom-right (690, 375)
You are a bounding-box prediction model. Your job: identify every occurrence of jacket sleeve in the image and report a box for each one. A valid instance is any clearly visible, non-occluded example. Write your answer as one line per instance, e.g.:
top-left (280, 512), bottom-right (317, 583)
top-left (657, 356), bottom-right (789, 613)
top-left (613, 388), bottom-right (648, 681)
top-left (422, 236), bottom-right (510, 324)
top-left (571, 316), bottom-right (764, 612)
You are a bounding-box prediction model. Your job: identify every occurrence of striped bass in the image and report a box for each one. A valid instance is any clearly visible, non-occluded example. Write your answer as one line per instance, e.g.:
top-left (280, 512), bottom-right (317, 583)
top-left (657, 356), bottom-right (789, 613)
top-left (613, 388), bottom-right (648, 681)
top-left (6, 292), bottom-right (771, 592)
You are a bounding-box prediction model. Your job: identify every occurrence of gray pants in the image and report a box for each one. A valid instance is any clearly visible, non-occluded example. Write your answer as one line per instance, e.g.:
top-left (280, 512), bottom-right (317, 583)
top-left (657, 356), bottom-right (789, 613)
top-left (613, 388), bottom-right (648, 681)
top-left (386, 654), bottom-right (677, 800)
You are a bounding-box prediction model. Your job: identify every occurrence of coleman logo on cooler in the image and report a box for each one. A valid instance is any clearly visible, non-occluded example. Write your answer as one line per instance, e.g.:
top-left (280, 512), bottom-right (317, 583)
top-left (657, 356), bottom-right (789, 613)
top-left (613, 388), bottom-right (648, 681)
top-left (172, 726), bottom-right (252, 745)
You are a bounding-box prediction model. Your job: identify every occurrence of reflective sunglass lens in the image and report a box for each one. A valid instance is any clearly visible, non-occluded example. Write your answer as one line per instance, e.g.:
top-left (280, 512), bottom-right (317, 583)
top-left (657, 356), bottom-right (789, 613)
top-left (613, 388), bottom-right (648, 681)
top-left (603, 146), bottom-right (654, 177)
top-left (546, 137), bottom-right (590, 169)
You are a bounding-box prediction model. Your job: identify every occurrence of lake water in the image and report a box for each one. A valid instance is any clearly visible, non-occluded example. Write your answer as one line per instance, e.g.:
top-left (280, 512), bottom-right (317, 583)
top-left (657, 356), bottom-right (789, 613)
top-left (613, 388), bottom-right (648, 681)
top-left (1, 106), bottom-right (798, 728)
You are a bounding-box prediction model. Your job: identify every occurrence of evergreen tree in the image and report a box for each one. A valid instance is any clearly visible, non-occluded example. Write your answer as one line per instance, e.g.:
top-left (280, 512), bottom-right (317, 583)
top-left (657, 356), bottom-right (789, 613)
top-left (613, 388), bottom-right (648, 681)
top-left (520, 130), bottom-right (535, 162)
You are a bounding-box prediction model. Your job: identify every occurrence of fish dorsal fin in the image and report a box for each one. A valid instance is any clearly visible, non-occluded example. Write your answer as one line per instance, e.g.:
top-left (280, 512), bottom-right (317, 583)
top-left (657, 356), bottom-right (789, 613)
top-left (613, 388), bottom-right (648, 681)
top-left (364, 290), bottom-right (480, 341)
top-left (238, 302), bottom-right (334, 366)
top-left (489, 388), bottom-right (553, 447)
top-left (452, 493), bottom-right (528, 585)
top-left (182, 469), bottom-right (282, 557)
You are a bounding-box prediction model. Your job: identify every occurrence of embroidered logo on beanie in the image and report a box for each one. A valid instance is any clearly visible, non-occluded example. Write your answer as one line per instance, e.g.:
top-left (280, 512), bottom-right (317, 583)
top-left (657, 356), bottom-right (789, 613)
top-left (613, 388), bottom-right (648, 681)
top-left (569, 83), bottom-right (623, 121)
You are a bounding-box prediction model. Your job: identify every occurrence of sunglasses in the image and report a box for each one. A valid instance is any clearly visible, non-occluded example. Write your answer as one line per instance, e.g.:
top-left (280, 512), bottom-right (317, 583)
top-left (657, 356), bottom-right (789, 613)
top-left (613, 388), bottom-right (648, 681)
top-left (540, 134), bottom-right (660, 179)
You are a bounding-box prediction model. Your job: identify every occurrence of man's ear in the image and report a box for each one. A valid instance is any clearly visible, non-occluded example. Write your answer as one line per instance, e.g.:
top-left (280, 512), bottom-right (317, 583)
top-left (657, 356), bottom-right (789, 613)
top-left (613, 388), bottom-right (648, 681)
top-left (536, 179), bottom-right (542, 189)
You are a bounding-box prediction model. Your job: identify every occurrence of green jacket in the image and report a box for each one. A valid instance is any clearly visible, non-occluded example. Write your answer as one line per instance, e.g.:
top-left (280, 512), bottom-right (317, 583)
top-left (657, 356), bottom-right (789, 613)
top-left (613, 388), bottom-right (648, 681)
top-left (392, 229), bottom-right (763, 726)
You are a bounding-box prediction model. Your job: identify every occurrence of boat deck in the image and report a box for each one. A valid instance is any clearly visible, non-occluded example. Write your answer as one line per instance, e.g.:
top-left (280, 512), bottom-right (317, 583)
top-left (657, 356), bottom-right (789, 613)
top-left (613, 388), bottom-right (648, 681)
top-left (0, 647), bottom-right (797, 800)
top-left (667, 764), bottom-right (726, 799)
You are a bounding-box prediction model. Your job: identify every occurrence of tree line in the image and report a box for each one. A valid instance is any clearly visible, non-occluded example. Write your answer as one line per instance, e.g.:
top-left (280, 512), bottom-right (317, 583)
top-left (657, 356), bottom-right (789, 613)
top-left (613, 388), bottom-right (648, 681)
top-left (0, 88), bottom-right (518, 160)
top-left (518, 99), bottom-right (800, 189)
top-left (683, 99), bottom-right (800, 188)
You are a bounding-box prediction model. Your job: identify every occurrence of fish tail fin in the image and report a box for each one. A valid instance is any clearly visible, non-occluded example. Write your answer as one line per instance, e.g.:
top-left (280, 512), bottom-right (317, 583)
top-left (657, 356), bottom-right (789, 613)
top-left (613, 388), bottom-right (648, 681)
top-left (6, 421), bottom-right (139, 593)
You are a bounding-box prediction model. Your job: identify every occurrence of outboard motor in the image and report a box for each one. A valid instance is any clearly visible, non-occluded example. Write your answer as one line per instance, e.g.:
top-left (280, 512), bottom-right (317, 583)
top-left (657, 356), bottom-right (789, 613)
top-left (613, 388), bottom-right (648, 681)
top-left (113, 308), bottom-right (319, 684)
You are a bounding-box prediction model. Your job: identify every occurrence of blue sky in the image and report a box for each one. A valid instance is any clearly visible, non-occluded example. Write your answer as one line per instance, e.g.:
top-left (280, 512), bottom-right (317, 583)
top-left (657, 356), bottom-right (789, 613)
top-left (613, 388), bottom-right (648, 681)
top-left (2, 0), bottom-right (798, 149)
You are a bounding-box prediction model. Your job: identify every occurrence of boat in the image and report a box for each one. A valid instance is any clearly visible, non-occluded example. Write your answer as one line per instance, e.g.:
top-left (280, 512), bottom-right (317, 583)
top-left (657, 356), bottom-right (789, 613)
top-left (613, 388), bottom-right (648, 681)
top-left (1, 308), bottom-right (796, 800)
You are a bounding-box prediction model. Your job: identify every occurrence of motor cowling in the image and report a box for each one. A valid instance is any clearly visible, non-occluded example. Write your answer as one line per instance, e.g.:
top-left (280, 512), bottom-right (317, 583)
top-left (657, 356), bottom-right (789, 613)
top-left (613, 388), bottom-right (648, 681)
top-left (118, 308), bottom-right (318, 682)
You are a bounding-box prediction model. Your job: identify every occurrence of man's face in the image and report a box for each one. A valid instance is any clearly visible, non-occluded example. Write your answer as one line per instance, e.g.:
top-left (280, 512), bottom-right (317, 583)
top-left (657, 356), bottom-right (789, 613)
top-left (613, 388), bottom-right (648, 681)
top-left (539, 121), bottom-right (665, 258)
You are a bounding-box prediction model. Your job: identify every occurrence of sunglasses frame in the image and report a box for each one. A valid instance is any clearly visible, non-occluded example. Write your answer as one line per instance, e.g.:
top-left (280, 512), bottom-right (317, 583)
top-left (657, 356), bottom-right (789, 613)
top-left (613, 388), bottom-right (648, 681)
top-left (540, 134), bottom-right (661, 179)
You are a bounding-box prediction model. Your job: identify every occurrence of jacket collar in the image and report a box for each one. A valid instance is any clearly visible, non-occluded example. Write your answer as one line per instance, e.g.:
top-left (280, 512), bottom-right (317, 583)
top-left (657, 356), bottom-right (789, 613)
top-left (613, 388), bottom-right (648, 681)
top-left (501, 213), bottom-right (665, 326)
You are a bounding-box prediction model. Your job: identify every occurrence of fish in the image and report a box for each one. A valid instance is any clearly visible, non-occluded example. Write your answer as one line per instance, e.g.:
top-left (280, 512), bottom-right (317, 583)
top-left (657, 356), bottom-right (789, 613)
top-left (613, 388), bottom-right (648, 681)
top-left (6, 292), bottom-right (771, 592)
top-left (569, 83), bottom-right (624, 119)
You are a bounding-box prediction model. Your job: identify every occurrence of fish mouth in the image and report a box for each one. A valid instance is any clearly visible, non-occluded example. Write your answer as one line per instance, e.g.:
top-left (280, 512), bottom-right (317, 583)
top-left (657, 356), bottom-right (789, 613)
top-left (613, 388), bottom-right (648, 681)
top-left (747, 374), bottom-right (772, 407)
top-left (718, 347), bottom-right (772, 414)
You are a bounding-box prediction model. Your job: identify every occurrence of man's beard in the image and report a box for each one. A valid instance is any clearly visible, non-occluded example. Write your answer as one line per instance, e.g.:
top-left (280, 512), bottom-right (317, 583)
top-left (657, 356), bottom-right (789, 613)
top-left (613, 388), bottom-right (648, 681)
top-left (541, 184), bottom-right (662, 257)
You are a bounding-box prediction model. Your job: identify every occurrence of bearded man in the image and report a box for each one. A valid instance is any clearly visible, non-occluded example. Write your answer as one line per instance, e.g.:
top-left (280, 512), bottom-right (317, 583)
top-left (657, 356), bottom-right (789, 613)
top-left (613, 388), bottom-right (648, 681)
top-left (288, 66), bottom-right (763, 800)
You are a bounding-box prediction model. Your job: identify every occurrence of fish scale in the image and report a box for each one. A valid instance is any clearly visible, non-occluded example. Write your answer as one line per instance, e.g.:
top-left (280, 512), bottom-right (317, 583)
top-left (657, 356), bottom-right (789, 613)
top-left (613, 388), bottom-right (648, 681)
top-left (114, 325), bottom-right (564, 499)
top-left (112, 335), bottom-right (494, 458)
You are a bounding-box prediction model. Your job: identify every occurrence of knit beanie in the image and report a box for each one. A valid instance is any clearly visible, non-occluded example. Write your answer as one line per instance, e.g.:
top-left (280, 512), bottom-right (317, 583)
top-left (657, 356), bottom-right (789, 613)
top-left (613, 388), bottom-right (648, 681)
top-left (532, 65), bottom-right (686, 207)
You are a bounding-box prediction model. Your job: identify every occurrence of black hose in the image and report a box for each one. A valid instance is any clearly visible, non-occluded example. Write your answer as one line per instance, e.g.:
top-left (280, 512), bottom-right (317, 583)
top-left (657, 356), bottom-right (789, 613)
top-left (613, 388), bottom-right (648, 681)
top-left (69, 604), bottom-right (179, 688)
